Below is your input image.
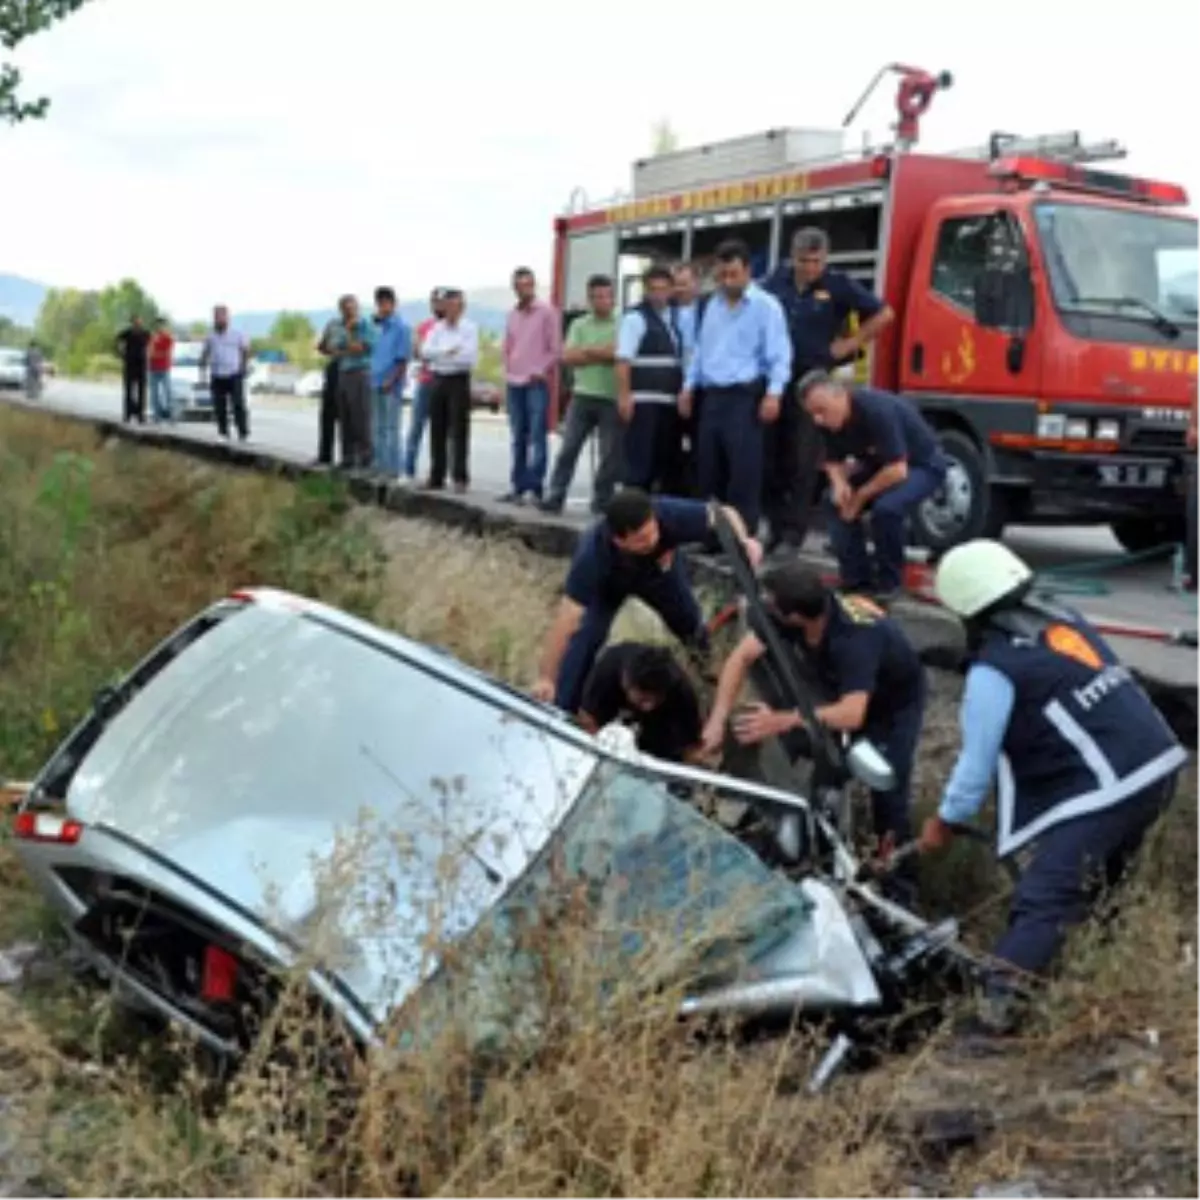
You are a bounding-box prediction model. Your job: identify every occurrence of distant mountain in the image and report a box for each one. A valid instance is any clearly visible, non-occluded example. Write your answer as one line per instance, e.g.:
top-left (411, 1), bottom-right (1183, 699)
top-left (0, 274), bottom-right (49, 327)
top-left (0, 273), bottom-right (512, 337)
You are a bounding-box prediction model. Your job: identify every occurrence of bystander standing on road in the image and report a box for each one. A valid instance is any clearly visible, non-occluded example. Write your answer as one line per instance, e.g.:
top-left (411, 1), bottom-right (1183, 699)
top-left (199, 305), bottom-right (251, 443)
top-left (369, 287), bottom-right (412, 479)
top-left (616, 264), bottom-right (685, 494)
top-left (671, 261), bottom-right (709, 495)
top-left (540, 274), bottom-right (621, 516)
top-left (114, 315), bottom-right (150, 423)
top-left (680, 240), bottom-right (792, 535)
top-left (1185, 381), bottom-right (1197, 592)
top-left (501, 267), bottom-right (561, 505)
top-left (327, 295), bottom-right (375, 469)
top-left (404, 287), bottom-right (448, 481)
top-left (315, 310), bottom-right (341, 466)
top-left (147, 318), bottom-right (175, 423)
top-left (420, 289), bottom-right (478, 493)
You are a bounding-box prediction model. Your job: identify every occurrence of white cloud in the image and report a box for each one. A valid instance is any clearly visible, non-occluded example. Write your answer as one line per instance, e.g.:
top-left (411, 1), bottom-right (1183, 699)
top-left (2, 0), bottom-right (1196, 317)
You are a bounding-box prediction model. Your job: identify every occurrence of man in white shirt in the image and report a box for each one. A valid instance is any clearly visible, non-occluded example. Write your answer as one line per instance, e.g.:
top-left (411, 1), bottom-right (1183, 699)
top-left (419, 288), bottom-right (478, 493)
top-left (198, 304), bottom-right (251, 442)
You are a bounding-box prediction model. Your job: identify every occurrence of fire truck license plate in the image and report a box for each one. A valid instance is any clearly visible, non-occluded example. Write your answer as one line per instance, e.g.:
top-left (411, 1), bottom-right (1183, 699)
top-left (1098, 463), bottom-right (1168, 488)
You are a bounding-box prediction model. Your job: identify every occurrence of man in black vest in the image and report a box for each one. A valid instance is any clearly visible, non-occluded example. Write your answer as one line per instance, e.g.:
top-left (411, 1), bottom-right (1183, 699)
top-left (616, 263), bottom-right (684, 493)
top-left (923, 538), bottom-right (1186, 1037)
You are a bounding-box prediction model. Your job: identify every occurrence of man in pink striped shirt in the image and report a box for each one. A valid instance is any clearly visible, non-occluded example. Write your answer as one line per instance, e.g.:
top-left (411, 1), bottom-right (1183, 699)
top-left (501, 267), bottom-right (562, 504)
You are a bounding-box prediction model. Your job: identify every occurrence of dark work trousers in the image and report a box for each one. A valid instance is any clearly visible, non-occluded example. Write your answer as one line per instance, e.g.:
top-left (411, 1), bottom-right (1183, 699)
top-left (337, 367), bottom-right (372, 467)
top-left (763, 390), bottom-right (823, 548)
top-left (991, 774), bottom-right (1177, 983)
top-left (546, 393), bottom-right (622, 512)
top-left (211, 373), bottom-right (249, 440)
top-left (317, 360), bottom-right (340, 464)
top-left (826, 464), bottom-right (945, 592)
top-left (749, 656), bottom-right (925, 848)
top-left (1186, 456), bottom-right (1197, 584)
top-left (122, 370), bottom-right (146, 423)
top-left (623, 402), bottom-right (682, 494)
top-left (554, 556), bottom-right (708, 714)
top-left (428, 371), bottom-right (472, 487)
top-left (697, 383), bottom-right (766, 533)
top-left (675, 388), bottom-right (705, 498)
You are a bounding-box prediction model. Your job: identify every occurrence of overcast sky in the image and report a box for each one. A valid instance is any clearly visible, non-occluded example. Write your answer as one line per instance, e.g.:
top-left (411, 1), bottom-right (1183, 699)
top-left (2, 0), bottom-right (1196, 319)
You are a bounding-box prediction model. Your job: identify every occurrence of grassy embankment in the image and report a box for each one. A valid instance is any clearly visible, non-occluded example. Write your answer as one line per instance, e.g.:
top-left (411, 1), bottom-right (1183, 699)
top-left (0, 406), bottom-right (1193, 1197)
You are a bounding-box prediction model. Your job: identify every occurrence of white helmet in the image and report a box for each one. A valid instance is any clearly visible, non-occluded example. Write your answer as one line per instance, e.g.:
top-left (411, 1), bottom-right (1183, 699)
top-left (935, 539), bottom-right (1034, 619)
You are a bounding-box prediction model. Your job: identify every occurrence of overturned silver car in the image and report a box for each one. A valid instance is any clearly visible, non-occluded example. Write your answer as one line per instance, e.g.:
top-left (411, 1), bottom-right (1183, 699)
top-left (11, 588), bottom-right (988, 1089)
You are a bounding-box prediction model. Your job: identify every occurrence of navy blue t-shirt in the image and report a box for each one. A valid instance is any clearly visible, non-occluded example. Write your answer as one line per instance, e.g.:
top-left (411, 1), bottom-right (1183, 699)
top-left (564, 497), bottom-right (711, 608)
top-left (754, 595), bottom-right (924, 731)
top-left (821, 386), bottom-right (944, 475)
top-left (763, 265), bottom-right (883, 375)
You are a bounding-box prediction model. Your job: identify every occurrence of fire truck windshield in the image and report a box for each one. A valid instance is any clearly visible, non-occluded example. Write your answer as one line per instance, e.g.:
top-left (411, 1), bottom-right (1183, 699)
top-left (1033, 201), bottom-right (1198, 327)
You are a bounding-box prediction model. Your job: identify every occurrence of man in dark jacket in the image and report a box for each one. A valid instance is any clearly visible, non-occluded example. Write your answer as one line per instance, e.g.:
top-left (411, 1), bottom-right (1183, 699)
top-left (761, 228), bottom-right (893, 554)
top-left (115, 315), bottom-right (151, 423)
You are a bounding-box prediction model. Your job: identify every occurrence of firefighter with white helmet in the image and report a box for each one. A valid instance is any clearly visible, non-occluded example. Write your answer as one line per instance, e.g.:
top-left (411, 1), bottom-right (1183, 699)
top-left (920, 538), bottom-right (1186, 1037)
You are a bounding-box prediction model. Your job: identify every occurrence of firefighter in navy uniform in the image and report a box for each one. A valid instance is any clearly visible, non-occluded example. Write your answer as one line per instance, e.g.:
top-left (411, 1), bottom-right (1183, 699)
top-left (616, 264), bottom-right (685, 493)
top-left (761, 227), bottom-right (894, 555)
top-left (922, 539), bottom-right (1187, 1037)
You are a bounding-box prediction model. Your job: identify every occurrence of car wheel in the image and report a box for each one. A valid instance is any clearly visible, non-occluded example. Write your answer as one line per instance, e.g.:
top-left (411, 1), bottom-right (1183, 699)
top-left (1110, 515), bottom-right (1186, 555)
top-left (910, 428), bottom-right (1005, 555)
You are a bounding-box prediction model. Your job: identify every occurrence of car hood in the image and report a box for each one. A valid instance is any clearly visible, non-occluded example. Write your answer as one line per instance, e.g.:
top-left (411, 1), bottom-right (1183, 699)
top-left (64, 603), bottom-right (596, 1022)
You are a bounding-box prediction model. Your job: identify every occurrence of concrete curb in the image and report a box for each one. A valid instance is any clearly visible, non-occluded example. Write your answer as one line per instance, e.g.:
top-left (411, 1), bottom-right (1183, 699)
top-left (5, 397), bottom-right (1195, 742)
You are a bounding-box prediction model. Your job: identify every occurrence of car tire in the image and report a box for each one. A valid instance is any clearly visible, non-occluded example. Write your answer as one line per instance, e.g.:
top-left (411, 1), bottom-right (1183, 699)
top-left (909, 428), bottom-right (1005, 556)
top-left (1110, 515), bottom-right (1186, 555)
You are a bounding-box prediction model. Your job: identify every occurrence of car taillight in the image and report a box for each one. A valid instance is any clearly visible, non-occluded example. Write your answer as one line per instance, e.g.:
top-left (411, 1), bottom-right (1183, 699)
top-left (201, 944), bottom-right (239, 1003)
top-left (13, 810), bottom-right (83, 844)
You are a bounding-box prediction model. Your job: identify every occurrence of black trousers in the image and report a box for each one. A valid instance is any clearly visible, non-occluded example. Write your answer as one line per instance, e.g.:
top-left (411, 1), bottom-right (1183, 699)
top-left (428, 372), bottom-right (471, 486)
top-left (762, 377), bottom-right (822, 547)
top-left (623, 402), bottom-right (682, 493)
top-left (122, 370), bottom-right (146, 422)
top-left (211, 374), bottom-right (249, 439)
top-left (318, 361), bottom-right (340, 463)
top-left (1186, 456), bottom-right (1197, 585)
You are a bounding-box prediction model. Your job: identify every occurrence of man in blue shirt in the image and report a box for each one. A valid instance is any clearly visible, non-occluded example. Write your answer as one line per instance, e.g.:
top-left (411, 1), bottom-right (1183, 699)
top-left (531, 488), bottom-right (763, 713)
top-left (681, 239), bottom-right (792, 535)
top-left (801, 370), bottom-right (947, 601)
top-left (920, 538), bottom-right (1184, 1040)
top-left (369, 286), bottom-right (413, 479)
top-left (616, 264), bottom-right (685, 494)
top-left (762, 228), bottom-right (894, 553)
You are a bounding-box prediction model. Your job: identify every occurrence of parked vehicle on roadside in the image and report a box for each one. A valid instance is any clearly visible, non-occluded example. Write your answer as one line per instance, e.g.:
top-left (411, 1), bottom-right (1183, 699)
top-left (168, 341), bottom-right (214, 420)
top-left (294, 369), bottom-right (324, 399)
top-left (471, 381), bottom-right (502, 413)
top-left (11, 587), bottom-right (991, 1089)
top-left (0, 347), bottom-right (25, 390)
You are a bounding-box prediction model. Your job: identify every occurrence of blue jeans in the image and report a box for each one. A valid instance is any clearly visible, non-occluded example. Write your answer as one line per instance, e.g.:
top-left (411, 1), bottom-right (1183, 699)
top-left (506, 380), bottom-right (549, 497)
top-left (372, 387), bottom-right (403, 476)
top-left (404, 380), bottom-right (433, 478)
top-left (150, 370), bottom-right (172, 421)
top-left (826, 464), bottom-right (945, 592)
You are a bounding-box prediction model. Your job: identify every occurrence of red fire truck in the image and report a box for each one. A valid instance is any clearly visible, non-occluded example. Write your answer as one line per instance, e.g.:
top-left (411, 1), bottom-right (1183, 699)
top-left (549, 68), bottom-right (1198, 555)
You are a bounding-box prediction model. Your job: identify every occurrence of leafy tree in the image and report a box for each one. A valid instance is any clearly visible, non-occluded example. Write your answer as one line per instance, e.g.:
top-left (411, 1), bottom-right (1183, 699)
top-left (0, 315), bottom-right (32, 347)
top-left (1, 0), bottom-right (92, 124)
top-left (33, 287), bottom-right (99, 360)
top-left (96, 277), bottom-right (164, 334)
top-left (269, 310), bottom-right (315, 344)
top-left (650, 119), bottom-right (680, 156)
top-left (33, 276), bottom-right (166, 375)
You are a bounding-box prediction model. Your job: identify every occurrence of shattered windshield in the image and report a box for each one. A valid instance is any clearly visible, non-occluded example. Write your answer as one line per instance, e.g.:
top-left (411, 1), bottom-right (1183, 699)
top-left (1033, 201), bottom-right (1198, 324)
top-left (393, 760), bottom-right (814, 1054)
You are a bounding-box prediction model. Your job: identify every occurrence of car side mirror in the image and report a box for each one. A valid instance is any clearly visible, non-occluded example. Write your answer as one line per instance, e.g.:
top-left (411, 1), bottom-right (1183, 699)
top-left (846, 737), bottom-right (896, 793)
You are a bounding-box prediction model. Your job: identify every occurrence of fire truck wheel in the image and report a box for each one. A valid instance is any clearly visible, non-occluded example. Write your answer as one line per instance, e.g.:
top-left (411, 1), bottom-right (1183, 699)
top-left (1110, 515), bottom-right (1186, 556)
top-left (910, 428), bottom-right (1001, 554)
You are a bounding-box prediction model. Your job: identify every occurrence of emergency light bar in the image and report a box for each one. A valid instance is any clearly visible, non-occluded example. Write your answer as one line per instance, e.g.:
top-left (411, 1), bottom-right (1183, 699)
top-left (990, 156), bottom-right (1189, 206)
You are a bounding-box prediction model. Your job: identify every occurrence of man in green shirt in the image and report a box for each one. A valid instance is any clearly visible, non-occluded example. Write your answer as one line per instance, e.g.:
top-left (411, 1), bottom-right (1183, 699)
top-left (540, 274), bottom-right (622, 515)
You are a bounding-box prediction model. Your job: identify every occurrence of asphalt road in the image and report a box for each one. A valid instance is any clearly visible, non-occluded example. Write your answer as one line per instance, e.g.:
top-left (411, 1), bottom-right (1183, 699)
top-left (28, 377), bottom-right (1160, 560)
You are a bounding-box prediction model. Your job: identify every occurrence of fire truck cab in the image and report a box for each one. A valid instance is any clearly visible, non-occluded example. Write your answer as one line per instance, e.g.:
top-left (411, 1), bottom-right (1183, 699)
top-left (552, 116), bottom-right (1197, 556)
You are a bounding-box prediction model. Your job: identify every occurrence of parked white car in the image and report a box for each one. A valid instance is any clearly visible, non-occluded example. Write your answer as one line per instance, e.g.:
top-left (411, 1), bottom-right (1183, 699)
top-left (169, 341), bottom-right (214, 421)
top-left (294, 369), bottom-right (325, 399)
top-left (0, 347), bottom-right (25, 390)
